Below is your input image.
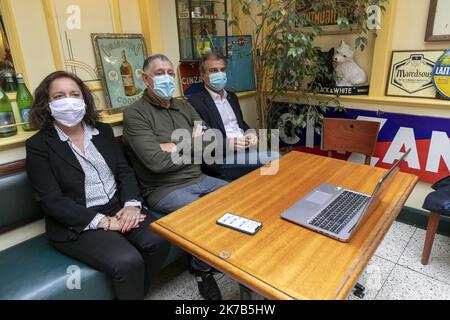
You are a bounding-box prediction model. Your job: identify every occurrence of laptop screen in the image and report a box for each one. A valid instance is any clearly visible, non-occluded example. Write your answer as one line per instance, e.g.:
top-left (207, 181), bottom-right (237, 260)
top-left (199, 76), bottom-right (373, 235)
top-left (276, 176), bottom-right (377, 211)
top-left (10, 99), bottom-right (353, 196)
top-left (370, 148), bottom-right (411, 199)
top-left (347, 148), bottom-right (411, 236)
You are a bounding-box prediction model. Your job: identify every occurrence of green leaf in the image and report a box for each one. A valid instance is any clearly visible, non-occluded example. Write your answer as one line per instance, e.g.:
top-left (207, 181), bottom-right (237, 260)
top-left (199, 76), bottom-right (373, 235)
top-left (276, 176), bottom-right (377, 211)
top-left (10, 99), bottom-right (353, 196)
top-left (337, 16), bottom-right (350, 30)
top-left (355, 36), bottom-right (369, 51)
top-left (242, 4), bottom-right (251, 15)
top-left (228, 20), bottom-right (238, 27)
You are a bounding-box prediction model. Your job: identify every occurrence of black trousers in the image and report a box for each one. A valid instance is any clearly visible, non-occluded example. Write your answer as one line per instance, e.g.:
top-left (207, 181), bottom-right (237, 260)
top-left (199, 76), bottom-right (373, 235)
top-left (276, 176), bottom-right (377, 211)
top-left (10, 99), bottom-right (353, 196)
top-left (52, 198), bottom-right (171, 300)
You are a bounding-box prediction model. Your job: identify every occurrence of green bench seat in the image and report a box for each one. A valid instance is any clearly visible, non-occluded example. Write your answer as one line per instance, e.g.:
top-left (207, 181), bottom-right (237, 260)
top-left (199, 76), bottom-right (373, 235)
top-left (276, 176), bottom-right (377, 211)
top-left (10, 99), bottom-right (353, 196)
top-left (0, 162), bottom-right (185, 300)
top-left (0, 234), bottom-right (114, 300)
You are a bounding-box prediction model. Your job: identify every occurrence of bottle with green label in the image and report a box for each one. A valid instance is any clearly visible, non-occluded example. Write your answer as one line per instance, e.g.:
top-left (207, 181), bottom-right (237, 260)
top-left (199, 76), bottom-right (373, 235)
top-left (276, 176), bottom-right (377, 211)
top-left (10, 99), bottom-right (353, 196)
top-left (16, 73), bottom-right (33, 131)
top-left (3, 72), bottom-right (17, 93)
top-left (0, 88), bottom-right (17, 137)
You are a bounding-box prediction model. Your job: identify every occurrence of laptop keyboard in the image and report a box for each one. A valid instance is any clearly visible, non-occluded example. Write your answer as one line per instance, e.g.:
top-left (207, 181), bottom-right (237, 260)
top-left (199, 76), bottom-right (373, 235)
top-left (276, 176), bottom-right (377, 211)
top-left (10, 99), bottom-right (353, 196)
top-left (309, 191), bottom-right (370, 234)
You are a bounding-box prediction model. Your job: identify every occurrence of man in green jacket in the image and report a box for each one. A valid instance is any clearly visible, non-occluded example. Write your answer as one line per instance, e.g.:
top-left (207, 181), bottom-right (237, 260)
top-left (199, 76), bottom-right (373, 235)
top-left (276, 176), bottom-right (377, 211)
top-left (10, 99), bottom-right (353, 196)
top-left (123, 54), bottom-right (227, 300)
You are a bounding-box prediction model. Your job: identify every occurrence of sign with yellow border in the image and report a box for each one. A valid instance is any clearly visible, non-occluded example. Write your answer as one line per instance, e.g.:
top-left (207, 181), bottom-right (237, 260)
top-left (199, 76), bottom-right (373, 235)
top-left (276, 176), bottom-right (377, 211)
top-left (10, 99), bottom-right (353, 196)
top-left (433, 49), bottom-right (450, 100)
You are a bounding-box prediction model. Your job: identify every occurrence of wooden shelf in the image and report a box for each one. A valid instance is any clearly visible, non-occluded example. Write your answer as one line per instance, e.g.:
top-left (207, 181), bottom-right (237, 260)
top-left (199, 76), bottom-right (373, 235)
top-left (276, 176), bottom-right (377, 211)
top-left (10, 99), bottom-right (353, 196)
top-left (236, 91), bottom-right (255, 98)
top-left (6, 92), bottom-right (16, 102)
top-left (99, 112), bottom-right (124, 125)
top-left (281, 91), bottom-right (450, 110)
top-left (0, 130), bottom-right (35, 151)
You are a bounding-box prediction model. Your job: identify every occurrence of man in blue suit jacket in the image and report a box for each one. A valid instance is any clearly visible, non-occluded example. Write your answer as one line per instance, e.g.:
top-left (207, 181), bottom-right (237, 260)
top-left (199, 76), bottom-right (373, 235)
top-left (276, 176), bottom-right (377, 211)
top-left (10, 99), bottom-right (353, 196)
top-left (187, 53), bottom-right (280, 180)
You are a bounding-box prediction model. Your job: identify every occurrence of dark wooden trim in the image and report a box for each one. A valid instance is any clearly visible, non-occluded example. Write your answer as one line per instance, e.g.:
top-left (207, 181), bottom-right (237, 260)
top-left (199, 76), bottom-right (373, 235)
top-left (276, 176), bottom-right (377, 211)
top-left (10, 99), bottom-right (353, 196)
top-left (0, 160), bottom-right (26, 177)
top-left (425, 0), bottom-right (450, 42)
top-left (396, 206), bottom-right (450, 237)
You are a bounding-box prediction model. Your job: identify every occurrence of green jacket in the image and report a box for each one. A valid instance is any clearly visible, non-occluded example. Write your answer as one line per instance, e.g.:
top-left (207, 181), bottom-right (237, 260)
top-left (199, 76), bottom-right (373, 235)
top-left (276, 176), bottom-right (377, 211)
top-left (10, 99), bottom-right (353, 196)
top-left (123, 91), bottom-right (206, 207)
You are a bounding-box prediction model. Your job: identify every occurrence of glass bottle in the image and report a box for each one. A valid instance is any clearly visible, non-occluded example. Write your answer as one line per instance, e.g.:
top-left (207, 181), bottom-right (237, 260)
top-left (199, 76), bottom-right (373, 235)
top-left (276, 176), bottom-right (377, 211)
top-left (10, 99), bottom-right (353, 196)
top-left (120, 50), bottom-right (136, 96)
top-left (3, 72), bottom-right (17, 93)
top-left (0, 88), bottom-right (18, 137)
top-left (15, 73), bottom-right (33, 131)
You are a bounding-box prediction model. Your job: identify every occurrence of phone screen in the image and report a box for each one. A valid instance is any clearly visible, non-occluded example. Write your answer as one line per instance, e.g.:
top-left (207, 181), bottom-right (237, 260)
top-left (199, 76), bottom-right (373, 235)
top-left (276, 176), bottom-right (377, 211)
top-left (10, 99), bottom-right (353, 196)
top-left (217, 213), bottom-right (262, 235)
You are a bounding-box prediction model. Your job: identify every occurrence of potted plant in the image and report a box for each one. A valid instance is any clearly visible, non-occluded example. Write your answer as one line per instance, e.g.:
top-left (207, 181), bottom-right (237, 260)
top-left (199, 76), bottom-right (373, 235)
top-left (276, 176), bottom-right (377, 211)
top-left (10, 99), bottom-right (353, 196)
top-left (229, 0), bottom-right (388, 147)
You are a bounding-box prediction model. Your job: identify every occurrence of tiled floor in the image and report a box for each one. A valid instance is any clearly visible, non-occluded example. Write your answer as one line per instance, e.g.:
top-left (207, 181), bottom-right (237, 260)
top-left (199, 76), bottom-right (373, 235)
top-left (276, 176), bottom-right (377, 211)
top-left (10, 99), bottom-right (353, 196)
top-left (146, 221), bottom-right (450, 300)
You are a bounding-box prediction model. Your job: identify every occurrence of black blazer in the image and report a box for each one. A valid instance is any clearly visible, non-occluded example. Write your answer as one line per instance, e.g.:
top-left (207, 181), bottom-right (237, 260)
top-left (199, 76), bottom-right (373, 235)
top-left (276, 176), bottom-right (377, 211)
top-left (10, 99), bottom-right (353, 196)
top-left (187, 87), bottom-right (251, 137)
top-left (25, 122), bottom-right (142, 242)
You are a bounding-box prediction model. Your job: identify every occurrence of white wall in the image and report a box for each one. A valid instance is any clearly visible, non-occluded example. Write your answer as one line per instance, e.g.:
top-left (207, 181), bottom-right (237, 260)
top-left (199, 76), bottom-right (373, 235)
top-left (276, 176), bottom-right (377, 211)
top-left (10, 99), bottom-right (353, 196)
top-left (10, 0), bottom-right (55, 89)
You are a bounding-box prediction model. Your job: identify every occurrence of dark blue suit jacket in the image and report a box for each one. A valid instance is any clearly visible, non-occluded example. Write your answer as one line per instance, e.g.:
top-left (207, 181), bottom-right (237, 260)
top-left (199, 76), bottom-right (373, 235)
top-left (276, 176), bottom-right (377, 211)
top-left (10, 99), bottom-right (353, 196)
top-left (187, 87), bottom-right (251, 137)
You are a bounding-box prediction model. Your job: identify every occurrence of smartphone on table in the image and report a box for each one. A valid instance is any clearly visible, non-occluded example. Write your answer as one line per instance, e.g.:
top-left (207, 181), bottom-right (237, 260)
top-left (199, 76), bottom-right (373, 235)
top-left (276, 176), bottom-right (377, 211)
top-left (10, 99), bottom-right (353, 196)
top-left (216, 213), bottom-right (263, 235)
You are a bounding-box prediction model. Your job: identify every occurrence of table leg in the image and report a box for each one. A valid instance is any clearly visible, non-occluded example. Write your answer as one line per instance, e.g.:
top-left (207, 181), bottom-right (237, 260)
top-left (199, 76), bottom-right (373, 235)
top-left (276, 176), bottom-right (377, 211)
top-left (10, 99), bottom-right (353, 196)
top-left (239, 284), bottom-right (254, 300)
top-left (239, 284), bottom-right (267, 300)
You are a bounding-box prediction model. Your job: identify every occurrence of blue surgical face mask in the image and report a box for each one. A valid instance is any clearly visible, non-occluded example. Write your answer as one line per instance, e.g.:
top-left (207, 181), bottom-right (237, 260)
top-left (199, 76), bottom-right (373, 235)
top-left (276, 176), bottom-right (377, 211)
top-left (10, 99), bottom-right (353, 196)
top-left (208, 72), bottom-right (227, 91)
top-left (151, 75), bottom-right (175, 100)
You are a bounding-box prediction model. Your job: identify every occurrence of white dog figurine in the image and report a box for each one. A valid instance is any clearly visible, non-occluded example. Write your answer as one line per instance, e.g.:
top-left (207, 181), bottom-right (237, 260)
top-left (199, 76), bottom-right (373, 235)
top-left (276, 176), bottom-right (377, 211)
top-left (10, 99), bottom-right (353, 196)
top-left (333, 40), bottom-right (367, 87)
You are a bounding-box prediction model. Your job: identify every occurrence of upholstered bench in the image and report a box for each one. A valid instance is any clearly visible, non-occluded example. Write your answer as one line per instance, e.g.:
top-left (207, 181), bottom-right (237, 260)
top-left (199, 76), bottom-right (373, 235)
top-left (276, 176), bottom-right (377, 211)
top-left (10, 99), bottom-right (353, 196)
top-left (0, 161), bottom-right (184, 300)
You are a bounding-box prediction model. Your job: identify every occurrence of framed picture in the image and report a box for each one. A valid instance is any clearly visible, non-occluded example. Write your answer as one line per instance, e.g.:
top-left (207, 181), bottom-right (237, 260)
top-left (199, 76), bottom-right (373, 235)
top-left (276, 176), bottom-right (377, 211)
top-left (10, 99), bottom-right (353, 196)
top-left (386, 50), bottom-right (445, 99)
top-left (425, 0), bottom-right (450, 41)
top-left (91, 33), bottom-right (147, 113)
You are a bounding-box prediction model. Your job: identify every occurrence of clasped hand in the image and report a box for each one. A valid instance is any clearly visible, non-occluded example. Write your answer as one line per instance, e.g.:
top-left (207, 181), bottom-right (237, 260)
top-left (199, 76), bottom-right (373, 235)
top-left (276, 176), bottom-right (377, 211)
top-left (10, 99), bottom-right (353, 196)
top-left (229, 133), bottom-right (258, 151)
top-left (100, 207), bottom-right (146, 233)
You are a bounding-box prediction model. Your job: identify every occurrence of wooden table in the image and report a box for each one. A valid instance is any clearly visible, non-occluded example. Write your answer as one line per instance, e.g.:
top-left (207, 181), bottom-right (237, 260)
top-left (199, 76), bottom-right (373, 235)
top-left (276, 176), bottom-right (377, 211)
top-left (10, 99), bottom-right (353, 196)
top-left (151, 151), bottom-right (418, 300)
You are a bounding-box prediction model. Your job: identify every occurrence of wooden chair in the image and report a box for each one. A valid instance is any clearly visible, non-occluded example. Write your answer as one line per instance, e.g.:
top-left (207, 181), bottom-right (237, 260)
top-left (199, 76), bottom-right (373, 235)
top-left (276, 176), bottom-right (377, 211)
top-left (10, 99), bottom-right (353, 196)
top-left (421, 212), bottom-right (441, 265)
top-left (322, 118), bottom-right (381, 165)
top-left (322, 118), bottom-right (380, 298)
top-left (421, 179), bottom-right (450, 265)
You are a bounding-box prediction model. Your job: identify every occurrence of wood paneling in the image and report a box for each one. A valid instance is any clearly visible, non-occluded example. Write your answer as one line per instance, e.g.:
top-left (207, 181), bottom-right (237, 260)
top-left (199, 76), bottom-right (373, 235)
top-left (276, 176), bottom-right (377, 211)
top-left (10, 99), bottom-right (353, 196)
top-left (0, 159), bottom-right (25, 176)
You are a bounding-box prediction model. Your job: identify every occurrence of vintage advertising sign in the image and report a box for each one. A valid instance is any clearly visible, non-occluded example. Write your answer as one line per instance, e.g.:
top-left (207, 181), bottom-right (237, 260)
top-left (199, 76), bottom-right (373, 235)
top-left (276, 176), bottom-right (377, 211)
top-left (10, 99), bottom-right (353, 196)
top-left (297, 0), bottom-right (360, 34)
top-left (433, 49), bottom-right (450, 99)
top-left (386, 50), bottom-right (445, 98)
top-left (299, 0), bottom-right (354, 26)
top-left (226, 35), bottom-right (256, 92)
top-left (91, 33), bottom-right (147, 112)
top-left (316, 85), bottom-right (369, 95)
top-left (272, 103), bottom-right (450, 184)
top-left (178, 60), bottom-right (203, 96)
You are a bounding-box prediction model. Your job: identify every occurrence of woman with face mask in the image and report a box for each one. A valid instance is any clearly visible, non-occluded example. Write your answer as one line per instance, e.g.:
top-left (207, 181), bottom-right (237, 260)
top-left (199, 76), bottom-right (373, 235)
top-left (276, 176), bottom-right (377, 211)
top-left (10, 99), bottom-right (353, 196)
top-left (26, 71), bottom-right (170, 300)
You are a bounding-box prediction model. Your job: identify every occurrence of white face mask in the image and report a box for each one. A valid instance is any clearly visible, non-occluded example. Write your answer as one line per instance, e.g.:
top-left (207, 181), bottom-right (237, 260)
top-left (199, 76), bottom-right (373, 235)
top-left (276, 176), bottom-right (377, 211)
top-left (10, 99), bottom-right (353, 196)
top-left (49, 98), bottom-right (86, 127)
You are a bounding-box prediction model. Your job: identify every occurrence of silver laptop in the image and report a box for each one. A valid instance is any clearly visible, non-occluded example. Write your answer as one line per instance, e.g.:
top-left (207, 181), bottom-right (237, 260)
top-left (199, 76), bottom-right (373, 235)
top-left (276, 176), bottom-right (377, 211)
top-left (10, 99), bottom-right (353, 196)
top-left (281, 149), bottom-right (411, 242)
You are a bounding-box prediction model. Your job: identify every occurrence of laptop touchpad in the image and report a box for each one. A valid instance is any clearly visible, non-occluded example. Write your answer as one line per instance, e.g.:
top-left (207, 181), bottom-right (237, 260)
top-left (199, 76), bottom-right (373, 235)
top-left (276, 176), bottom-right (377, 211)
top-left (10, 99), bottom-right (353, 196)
top-left (306, 191), bottom-right (333, 205)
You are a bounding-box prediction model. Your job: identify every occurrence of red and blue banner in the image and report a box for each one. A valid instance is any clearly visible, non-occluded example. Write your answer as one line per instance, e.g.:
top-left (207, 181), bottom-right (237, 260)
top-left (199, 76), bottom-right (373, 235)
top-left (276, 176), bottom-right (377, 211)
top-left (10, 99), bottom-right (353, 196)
top-left (272, 103), bottom-right (450, 184)
top-left (178, 60), bottom-right (203, 96)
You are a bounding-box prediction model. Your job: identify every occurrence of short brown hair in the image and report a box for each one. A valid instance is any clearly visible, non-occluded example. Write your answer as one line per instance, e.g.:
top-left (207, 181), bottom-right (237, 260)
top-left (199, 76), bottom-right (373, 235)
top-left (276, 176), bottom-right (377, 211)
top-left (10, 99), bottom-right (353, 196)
top-left (29, 71), bottom-right (99, 130)
top-left (200, 53), bottom-right (227, 74)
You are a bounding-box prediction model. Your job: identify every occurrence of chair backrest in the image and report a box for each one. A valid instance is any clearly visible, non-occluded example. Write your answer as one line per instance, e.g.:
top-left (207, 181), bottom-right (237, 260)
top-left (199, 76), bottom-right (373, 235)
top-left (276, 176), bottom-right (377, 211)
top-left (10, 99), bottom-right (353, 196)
top-left (0, 160), bottom-right (43, 234)
top-left (322, 118), bottom-right (380, 165)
